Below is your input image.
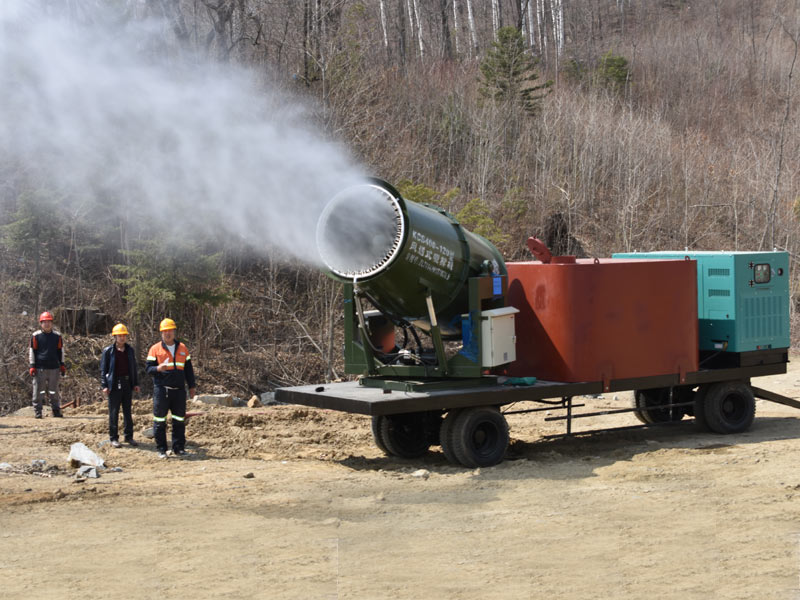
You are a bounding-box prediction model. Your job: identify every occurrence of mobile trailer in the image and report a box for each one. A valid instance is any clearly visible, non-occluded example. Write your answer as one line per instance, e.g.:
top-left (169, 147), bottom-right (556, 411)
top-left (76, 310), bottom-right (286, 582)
top-left (276, 179), bottom-right (799, 468)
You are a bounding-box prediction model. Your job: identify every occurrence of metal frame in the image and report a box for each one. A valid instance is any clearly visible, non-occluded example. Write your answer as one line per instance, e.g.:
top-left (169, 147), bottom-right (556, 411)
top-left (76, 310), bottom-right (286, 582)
top-left (275, 355), bottom-right (789, 418)
top-left (343, 275), bottom-right (506, 380)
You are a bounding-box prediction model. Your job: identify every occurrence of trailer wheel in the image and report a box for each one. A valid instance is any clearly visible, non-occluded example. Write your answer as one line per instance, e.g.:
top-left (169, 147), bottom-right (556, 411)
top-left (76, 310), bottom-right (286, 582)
top-left (451, 406), bottom-right (509, 468)
top-left (379, 412), bottom-right (432, 458)
top-left (439, 409), bottom-right (462, 464)
top-left (633, 388), bottom-right (684, 424)
top-left (701, 381), bottom-right (756, 434)
top-left (371, 416), bottom-right (390, 455)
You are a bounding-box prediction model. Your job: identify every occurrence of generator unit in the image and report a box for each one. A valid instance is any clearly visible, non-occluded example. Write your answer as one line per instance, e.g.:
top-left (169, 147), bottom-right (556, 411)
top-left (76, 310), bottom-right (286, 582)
top-left (613, 251), bottom-right (790, 353)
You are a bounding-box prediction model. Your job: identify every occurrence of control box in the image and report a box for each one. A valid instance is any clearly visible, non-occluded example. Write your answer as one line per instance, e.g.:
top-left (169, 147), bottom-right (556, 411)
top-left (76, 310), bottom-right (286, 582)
top-left (480, 307), bottom-right (519, 367)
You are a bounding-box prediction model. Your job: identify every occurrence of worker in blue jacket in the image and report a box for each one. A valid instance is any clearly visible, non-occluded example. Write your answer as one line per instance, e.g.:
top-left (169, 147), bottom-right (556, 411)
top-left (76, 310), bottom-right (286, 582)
top-left (100, 323), bottom-right (140, 447)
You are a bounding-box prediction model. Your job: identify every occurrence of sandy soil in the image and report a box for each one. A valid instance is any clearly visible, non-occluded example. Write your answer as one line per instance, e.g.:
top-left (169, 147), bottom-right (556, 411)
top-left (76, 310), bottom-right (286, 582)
top-left (3, 360), bottom-right (800, 599)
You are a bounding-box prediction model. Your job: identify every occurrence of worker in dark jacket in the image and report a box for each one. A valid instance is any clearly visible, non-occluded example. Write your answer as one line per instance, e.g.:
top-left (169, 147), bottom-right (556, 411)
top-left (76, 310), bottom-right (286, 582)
top-left (28, 311), bottom-right (65, 418)
top-left (146, 318), bottom-right (196, 459)
top-left (100, 323), bottom-right (141, 448)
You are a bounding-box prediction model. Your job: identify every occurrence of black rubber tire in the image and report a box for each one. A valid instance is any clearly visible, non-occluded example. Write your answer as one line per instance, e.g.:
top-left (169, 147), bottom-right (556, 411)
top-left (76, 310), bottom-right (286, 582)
top-left (702, 381), bottom-right (756, 434)
top-left (371, 416), bottom-right (390, 455)
top-left (439, 409), bottom-right (462, 464)
top-left (451, 406), bottom-right (509, 468)
top-left (379, 412), bottom-right (431, 458)
top-left (633, 388), bottom-right (684, 424)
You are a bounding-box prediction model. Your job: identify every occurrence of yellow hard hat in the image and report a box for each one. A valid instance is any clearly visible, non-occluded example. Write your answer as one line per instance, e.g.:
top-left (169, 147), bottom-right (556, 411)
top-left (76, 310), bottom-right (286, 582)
top-left (111, 323), bottom-right (129, 336)
top-left (159, 318), bottom-right (177, 332)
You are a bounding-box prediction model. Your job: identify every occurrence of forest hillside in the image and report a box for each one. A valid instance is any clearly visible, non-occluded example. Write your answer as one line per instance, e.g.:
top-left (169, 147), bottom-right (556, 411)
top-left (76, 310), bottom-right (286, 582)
top-left (1, 0), bottom-right (799, 414)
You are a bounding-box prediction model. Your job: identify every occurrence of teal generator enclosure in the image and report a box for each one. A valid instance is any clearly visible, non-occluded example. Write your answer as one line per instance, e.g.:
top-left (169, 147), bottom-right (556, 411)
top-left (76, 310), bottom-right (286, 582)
top-left (612, 251), bottom-right (790, 352)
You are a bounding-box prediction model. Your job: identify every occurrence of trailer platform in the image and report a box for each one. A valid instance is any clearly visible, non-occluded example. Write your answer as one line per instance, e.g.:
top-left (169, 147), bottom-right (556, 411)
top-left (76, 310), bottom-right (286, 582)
top-left (275, 357), bottom-right (798, 468)
top-left (275, 361), bottom-right (790, 416)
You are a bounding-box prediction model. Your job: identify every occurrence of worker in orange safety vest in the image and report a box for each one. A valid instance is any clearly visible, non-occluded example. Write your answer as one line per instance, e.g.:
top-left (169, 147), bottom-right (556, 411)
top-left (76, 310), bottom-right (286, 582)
top-left (145, 318), bottom-right (196, 459)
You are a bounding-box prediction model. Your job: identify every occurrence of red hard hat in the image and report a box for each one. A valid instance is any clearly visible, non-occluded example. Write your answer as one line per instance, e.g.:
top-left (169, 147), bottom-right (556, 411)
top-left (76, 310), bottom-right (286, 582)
top-left (39, 311), bottom-right (54, 322)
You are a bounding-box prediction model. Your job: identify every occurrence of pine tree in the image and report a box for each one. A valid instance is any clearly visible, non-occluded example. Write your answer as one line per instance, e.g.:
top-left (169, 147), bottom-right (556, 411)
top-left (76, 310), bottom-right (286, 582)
top-left (479, 26), bottom-right (551, 115)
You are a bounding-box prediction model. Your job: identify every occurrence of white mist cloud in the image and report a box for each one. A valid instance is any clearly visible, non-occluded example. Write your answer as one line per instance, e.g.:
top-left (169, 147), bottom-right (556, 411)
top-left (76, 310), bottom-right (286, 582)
top-left (0, 4), bottom-right (365, 264)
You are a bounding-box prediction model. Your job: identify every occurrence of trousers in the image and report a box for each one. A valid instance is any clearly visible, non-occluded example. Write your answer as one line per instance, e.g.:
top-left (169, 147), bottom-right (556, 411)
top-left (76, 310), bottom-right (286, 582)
top-left (153, 386), bottom-right (186, 453)
top-left (108, 377), bottom-right (133, 441)
top-left (32, 369), bottom-right (61, 416)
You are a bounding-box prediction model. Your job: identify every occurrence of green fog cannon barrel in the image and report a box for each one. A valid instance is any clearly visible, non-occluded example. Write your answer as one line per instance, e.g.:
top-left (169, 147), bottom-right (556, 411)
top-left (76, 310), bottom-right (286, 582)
top-left (316, 178), bottom-right (506, 338)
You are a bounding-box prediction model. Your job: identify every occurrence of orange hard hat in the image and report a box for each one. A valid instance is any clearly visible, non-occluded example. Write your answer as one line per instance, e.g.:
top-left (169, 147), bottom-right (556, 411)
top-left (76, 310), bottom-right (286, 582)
top-left (111, 323), bottom-right (129, 336)
top-left (39, 311), bottom-right (54, 322)
top-left (159, 318), bottom-right (177, 332)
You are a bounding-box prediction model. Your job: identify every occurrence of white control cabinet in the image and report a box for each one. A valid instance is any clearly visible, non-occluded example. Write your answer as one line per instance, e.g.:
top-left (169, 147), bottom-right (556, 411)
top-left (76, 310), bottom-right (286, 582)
top-left (480, 306), bottom-right (519, 367)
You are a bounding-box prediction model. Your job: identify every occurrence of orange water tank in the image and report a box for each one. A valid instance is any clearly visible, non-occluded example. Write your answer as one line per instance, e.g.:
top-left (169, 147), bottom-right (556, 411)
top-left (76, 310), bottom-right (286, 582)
top-left (506, 258), bottom-right (699, 383)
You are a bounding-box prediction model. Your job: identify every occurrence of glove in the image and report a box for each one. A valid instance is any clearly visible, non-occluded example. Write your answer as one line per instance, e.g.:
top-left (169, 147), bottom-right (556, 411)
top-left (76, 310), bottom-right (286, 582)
top-left (60, 365), bottom-right (66, 377)
top-left (29, 367), bottom-right (36, 377)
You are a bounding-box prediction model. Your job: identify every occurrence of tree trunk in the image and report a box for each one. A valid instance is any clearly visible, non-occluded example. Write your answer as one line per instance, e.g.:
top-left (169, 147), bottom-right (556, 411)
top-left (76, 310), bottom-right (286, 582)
top-left (537, 0), bottom-right (547, 61)
top-left (439, 0), bottom-right (453, 60)
top-left (397, 0), bottom-right (407, 65)
top-left (550, 0), bottom-right (564, 58)
top-left (406, 0), bottom-right (416, 58)
top-left (527, 0), bottom-right (536, 49)
top-left (466, 0), bottom-right (478, 56)
top-left (302, 0), bottom-right (310, 85)
top-left (379, 0), bottom-right (389, 51)
top-left (412, 0), bottom-right (424, 60)
top-left (452, 0), bottom-right (460, 55)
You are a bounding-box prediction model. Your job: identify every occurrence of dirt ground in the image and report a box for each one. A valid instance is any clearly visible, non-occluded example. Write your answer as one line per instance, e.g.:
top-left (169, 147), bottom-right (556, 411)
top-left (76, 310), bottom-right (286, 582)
top-left (3, 360), bottom-right (800, 599)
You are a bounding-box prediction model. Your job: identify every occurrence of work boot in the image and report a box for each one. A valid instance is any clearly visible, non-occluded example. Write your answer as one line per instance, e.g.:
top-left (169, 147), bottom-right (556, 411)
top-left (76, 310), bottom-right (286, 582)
top-left (157, 451), bottom-right (168, 460)
top-left (173, 448), bottom-right (187, 456)
top-left (125, 438), bottom-right (138, 447)
top-left (52, 412), bottom-right (63, 418)
top-left (110, 440), bottom-right (121, 448)
top-left (34, 413), bottom-right (42, 419)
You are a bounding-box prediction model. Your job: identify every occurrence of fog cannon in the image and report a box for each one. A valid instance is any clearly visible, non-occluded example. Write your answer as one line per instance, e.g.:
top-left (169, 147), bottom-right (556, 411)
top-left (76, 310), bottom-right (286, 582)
top-left (315, 178), bottom-right (517, 384)
top-left (317, 178), bottom-right (507, 340)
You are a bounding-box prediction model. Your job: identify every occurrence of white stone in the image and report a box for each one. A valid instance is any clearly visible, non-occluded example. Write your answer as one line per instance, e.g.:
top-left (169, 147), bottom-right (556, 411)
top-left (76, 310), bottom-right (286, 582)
top-left (194, 393), bottom-right (234, 407)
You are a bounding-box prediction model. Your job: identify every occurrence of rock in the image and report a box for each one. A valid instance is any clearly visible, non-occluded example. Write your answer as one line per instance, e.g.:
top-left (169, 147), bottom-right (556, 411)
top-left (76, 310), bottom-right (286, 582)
top-left (31, 459), bottom-right (46, 470)
top-left (260, 392), bottom-right (284, 406)
top-left (141, 427), bottom-right (155, 439)
top-left (68, 442), bottom-right (105, 468)
top-left (77, 465), bottom-right (98, 478)
top-left (247, 395), bottom-right (262, 408)
top-left (411, 469), bottom-right (430, 479)
top-left (232, 397), bottom-right (247, 407)
top-left (0, 463), bottom-right (12, 471)
top-left (243, 472), bottom-right (255, 479)
top-left (194, 394), bottom-right (235, 407)
top-left (109, 467), bottom-right (123, 473)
